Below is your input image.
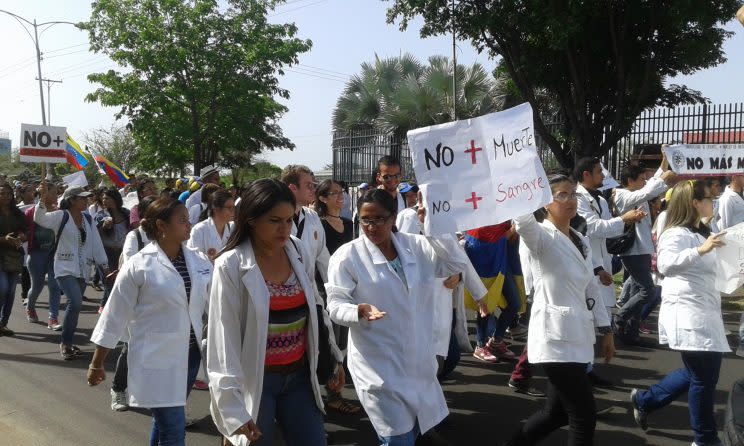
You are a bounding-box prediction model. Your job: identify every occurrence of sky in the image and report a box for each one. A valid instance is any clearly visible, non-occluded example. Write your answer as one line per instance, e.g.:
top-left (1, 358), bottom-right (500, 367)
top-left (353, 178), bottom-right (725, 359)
top-left (1, 0), bottom-right (743, 173)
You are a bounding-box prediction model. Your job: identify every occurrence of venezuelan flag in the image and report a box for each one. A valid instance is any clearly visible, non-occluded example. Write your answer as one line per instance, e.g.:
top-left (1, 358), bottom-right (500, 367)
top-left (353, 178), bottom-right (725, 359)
top-left (94, 154), bottom-right (129, 188)
top-left (463, 222), bottom-right (527, 313)
top-left (65, 135), bottom-right (89, 170)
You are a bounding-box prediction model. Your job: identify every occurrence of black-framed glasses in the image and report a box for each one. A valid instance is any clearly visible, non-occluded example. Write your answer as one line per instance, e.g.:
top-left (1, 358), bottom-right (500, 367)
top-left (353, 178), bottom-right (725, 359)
top-left (553, 192), bottom-right (579, 203)
top-left (381, 174), bottom-right (401, 181)
top-left (359, 215), bottom-right (392, 227)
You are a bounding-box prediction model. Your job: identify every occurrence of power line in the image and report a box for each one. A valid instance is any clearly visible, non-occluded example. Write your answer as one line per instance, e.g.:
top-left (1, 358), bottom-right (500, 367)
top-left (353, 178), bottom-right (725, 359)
top-left (270, 0), bottom-right (328, 17)
top-left (43, 48), bottom-right (91, 60)
top-left (284, 68), bottom-right (346, 83)
top-left (291, 66), bottom-right (346, 81)
top-left (297, 63), bottom-right (350, 77)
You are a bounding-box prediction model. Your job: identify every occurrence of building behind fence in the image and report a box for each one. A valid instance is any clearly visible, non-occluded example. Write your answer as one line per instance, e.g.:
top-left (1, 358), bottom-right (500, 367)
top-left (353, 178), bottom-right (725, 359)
top-left (332, 102), bottom-right (744, 184)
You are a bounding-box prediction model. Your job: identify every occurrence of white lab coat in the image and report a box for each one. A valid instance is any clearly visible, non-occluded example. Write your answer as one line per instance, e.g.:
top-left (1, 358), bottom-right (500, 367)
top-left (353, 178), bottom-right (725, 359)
top-left (33, 204), bottom-right (108, 279)
top-left (90, 242), bottom-right (213, 408)
top-left (325, 233), bottom-right (467, 437)
top-left (576, 184), bottom-right (626, 308)
top-left (207, 236), bottom-right (342, 445)
top-left (518, 238), bottom-right (534, 296)
top-left (188, 203), bottom-right (207, 225)
top-left (656, 227), bottom-right (730, 352)
top-left (717, 186), bottom-right (744, 230)
top-left (514, 214), bottom-right (610, 365)
top-left (395, 207), bottom-right (420, 234)
top-left (188, 217), bottom-right (233, 260)
top-left (292, 207), bottom-right (330, 282)
top-left (120, 228), bottom-right (150, 267)
top-left (613, 175), bottom-right (668, 256)
top-left (185, 187), bottom-right (202, 210)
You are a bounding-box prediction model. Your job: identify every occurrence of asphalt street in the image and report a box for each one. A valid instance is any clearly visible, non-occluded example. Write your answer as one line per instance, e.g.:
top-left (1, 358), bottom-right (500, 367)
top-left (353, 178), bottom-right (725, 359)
top-left (0, 286), bottom-right (742, 446)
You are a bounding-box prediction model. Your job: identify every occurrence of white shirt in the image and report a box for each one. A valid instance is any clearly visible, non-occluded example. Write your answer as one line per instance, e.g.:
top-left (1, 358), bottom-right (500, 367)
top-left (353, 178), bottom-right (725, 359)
top-left (291, 207), bottom-right (330, 282)
top-left (657, 227), bottom-right (729, 352)
top-left (613, 176), bottom-right (668, 256)
top-left (395, 207), bottom-right (421, 234)
top-left (188, 217), bottom-right (233, 260)
top-left (717, 186), bottom-right (744, 230)
top-left (341, 192), bottom-right (352, 220)
top-left (514, 214), bottom-right (610, 365)
top-left (207, 237), bottom-right (342, 445)
top-left (325, 233), bottom-right (467, 437)
top-left (33, 204), bottom-right (108, 279)
top-left (120, 228), bottom-right (150, 267)
top-left (91, 243), bottom-right (213, 407)
top-left (185, 187), bottom-right (203, 210)
top-left (188, 203), bottom-right (207, 225)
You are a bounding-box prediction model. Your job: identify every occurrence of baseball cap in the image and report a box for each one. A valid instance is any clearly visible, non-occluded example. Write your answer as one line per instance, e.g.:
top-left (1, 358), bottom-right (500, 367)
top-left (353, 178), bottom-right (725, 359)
top-left (358, 182), bottom-right (370, 190)
top-left (399, 182), bottom-right (419, 194)
top-left (62, 186), bottom-right (92, 201)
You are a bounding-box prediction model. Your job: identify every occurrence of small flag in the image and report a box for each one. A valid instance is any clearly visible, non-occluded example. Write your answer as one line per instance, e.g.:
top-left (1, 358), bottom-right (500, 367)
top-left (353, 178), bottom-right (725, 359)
top-left (65, 135), bottom-right (89, 170)
top-left (94, 153), bottom-right (130, 188)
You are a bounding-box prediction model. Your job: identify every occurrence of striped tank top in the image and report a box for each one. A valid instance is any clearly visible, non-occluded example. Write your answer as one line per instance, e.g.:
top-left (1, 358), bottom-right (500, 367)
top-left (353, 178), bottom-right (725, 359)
top-left (264, 271), bottom-right (308, 367)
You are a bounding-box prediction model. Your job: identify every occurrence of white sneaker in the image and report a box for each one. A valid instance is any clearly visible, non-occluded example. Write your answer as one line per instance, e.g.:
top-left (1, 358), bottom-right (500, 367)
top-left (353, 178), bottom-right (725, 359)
top-left (110, 389), bottom-right (129, 412)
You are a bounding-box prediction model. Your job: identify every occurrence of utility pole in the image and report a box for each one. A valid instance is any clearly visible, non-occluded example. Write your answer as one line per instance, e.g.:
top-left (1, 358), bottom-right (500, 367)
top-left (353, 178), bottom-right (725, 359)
top-left (451, 0), bottom-right (457, 121)
top-left (36, 78), bottom-right (62, 124)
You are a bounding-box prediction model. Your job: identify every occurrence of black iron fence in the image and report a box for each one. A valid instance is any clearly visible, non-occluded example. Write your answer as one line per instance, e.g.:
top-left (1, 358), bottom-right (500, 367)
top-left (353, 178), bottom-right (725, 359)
top-left (332, 102), bottom-right (744, 184)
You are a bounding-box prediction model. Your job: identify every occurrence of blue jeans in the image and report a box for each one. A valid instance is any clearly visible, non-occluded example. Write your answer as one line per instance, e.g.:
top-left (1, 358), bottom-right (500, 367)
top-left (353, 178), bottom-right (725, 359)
top-left (254, 365), bottom-right (326, 446)
top-left (56, 276), bottom-right (85, 346)
top-left (149, 345), bottom-right (201, 446)
top-left (0, 270), bottom-right (19, 326)
top-left (378, 421), bottom-right (420, 446)
top-left (26, 251), bottom-right (61, 319)
top-left (640, 286), bottom-right (662, 322)
top-left (475, 272), bottom-right (521, 344)
top-left (634, 351), bottom-right (722, 445)
top-left (618, 255), bottom-right (654, 321)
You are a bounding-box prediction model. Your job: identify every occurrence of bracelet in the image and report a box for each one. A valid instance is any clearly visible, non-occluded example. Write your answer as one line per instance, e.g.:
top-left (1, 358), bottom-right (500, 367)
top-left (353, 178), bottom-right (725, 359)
top-left (597, 326), bottom-right (612, 335)
top-left (88, 365), bottom-right (104, 371)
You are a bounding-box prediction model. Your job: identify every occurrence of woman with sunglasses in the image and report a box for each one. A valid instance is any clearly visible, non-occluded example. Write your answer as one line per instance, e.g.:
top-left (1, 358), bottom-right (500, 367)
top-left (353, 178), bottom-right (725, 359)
top-left (34, 183), bottom-right (109, 360)
top-left (505, 174), bottom-right (614, 446)
top-left (325, 188), bottom-right (467, 446)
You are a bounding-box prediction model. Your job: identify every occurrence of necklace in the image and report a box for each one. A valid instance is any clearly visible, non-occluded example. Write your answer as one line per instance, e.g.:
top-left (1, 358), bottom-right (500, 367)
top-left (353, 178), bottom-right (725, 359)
top-left (325, 214), bottom-right (341, 219)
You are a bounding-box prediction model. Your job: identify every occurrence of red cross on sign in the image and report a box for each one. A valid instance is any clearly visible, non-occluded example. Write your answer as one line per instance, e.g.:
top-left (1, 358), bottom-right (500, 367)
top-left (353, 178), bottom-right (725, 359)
top-left (465, 191), bottom-right (483, 210)
top-left (465, 139), bottom-right (482, 164)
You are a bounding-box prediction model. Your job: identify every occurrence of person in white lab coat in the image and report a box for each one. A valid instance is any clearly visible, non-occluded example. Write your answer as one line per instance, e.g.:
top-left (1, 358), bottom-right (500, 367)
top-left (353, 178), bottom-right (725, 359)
top-left (506, 174), bottom-right (614, 446)
top-left (87, 198), bottom-right (213, 445)
top-left (325, 189), bottom-right (468, 446)
top-left (188, 189), bottom-right (235, 261)
top-left (207, 179), bottom-right (344, 446)
top-left (188, 183), bottom-right (221, 225)
top-left (629, 180), bottom-right (729, 446)
top-left (716, 174), bottom-right (744, 230)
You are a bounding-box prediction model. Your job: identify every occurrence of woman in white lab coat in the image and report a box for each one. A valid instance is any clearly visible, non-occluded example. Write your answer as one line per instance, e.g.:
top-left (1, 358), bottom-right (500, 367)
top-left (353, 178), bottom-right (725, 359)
top-left (87, 198), bottom-right (213, 446)
top-left (506, 174), bottom-right (614, 446)
top-left (630, 180), bottom-right (728, 446)
top-left (207, 179), bottom-right (344, 446)
top-left (325, 189), bottom-right (468, 446)
top-left (188, 189), bottom-right (235, 261)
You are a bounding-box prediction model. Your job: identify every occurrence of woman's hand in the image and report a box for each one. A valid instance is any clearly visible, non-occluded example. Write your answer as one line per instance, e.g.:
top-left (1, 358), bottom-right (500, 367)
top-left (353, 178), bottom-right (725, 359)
top-left (597, 270), bottom-right (613, 287)
top-left (326, 363), bottom-right (346, 393)
top-left (234, 420), bottom-right (262, 443)
top-left (358, 303), bottom-right (386, 321)
top-left (442, 274), bottom-right (461, 290)
top-left (698, 232), bottom-right (726, 255)
top-left (87, 366), bottom-right (106, 386)
top-left (601, 333), bottom-right (615, 363)
top-left (476, 299), bottom-right (489, 318)
top-left (4, 233), bottom-right (23, 249)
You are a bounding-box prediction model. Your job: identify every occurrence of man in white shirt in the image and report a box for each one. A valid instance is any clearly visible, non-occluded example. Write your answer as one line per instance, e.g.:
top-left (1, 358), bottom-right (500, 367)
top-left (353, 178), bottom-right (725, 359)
top-left (185, 164), bottom-right (220, 210)
top-left (613, 163), bottom-right (676, 344)
top-left (375, 156), bottom-right (407, 213)
top-left (717, 174), bottom-right (744, 230)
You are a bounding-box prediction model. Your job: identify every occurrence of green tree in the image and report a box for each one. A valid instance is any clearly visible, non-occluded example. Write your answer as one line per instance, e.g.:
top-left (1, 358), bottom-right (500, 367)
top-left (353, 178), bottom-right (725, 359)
top-left (386, 0), bottom-right (740, 166)
top-left (81, 0), bottom-right (312, 174)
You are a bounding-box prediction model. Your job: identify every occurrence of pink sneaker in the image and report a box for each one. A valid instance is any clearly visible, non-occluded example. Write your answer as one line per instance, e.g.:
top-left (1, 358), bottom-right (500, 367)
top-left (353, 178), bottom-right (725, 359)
top-left (487, 338), bottom-right (517, 361)
top-left (48, 318), bottom-right (62, 331)
top-left (192, 379), bottom-right (208, 390)
top-left (473, 346), bottom-right (500, 363)
top-left (639, 322), bottom-right (654, 335)
top-left (26, 308), bottom-right (39, 323)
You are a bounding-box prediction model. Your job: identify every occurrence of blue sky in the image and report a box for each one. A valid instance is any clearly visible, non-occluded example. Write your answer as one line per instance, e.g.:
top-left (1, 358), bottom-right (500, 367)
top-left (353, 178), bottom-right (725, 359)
top-left (1, 0), bottom-right (742, 172)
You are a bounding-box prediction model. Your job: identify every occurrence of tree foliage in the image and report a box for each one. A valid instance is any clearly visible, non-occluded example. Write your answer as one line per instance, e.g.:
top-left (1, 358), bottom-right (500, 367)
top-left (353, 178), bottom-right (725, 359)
top-left (81, 0), bottom-right (312, 173)
top-left (386, 0), bottom-right (740, 166)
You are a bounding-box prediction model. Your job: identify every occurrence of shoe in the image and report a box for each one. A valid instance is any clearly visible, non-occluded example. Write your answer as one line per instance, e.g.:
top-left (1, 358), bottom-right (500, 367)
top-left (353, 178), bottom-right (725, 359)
top-left (736, 346), bottom-right (744, 358)
top-left (48, 318), bottom-right (62, 331)
top-left (486, 338), bottom-right (517, 360)
top-left (26, 308), bottom-right (38, 323)
top-left (630, 388), bottom-right (648, 431)
top-left (588, 371), bottom-right (614, 389)
top-left (192, 379), bottom-right (208, 390)
top-left (639, 322), bottom-right (653, 334)
top-left (473, 346), bottom-right (499, 363)
top-left (98, 306), bottom-right (104, 315)
top-left (110, 389), bottom-right (129, 411)
top-left (22, 298), bottom-right (28, 307)
top-left (92, 284), bottom-right (103, 292)
top-left (506, 323), bottom-right (529, 339)
top-left (508, 379), bottom-right (546, 397)
top-left (60, 344), bottom-right (82, 360)
top-left (0, 326), bottom-right (15, 336)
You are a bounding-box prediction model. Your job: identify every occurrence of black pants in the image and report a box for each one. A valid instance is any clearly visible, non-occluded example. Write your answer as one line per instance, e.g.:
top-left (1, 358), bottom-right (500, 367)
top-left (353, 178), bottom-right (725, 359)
top-left (509, 362), bottom-right (596, 446)
top-left (111, 343), bottom-right (128, 393)
top-left (21, 266), bottom-right (30, 299)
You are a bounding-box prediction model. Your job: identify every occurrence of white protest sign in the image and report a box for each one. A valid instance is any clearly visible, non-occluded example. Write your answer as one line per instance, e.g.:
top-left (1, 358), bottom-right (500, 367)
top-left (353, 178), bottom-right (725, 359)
top-left (664, 143), bottom-right (744, 176)
top-left (716, 222), bottom-right (744, 294)
top-left (62, 170), bottom-right (88, 188)
top-left (598, 165), bottom-right (620, 191)
top-left (409, 103), bottom-right (552, 236)
top-left (19, 123), bottom-right (68, 163)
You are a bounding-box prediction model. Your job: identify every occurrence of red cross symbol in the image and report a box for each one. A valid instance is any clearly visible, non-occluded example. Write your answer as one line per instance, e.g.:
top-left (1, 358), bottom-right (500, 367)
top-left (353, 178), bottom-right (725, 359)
top-left (465, 191), bottom-right (483, 210)
top-left (465, 139), bottom-right (482, 164)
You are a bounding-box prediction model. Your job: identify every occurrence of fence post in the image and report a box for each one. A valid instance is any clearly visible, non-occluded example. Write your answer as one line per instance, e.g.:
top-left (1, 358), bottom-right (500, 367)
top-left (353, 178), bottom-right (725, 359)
top-left (701, 103), bottom-right (708, 144)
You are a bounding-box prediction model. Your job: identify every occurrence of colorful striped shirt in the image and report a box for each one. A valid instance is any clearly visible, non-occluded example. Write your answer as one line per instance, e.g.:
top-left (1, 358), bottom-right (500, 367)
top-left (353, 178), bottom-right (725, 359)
top-left (264, 272), bottom-right (308, 367)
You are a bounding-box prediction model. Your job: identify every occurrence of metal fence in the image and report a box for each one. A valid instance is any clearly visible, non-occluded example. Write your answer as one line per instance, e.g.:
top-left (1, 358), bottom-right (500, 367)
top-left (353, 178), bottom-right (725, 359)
top-left (332, 102), bottom-right (744, 183)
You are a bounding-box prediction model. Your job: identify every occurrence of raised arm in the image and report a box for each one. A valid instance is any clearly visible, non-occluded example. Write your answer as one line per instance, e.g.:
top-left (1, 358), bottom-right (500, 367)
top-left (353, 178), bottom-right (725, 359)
top-left (514, 213), bottom-right (548, 255)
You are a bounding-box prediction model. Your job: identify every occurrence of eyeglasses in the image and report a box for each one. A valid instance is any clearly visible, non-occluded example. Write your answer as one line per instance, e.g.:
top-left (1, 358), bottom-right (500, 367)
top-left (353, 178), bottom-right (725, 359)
top-left (304, 182), bottom-right (318, 190)
top-left (380, 174), bottom-right (401, 181)
top-left (325, 190), bottom-right (343, 197)
top-left (552, 192), bottom-right (579, 203)
top-left (359, 215), bottom-right (391, 227)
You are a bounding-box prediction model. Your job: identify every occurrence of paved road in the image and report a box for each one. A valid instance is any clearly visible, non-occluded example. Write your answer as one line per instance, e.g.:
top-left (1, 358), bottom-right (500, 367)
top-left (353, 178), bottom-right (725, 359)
top-left (1, 287), bottom-right (742, 446)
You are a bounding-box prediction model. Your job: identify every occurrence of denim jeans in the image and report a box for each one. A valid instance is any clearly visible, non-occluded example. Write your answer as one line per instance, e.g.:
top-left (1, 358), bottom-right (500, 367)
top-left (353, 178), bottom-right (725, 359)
top-left (634, 350), bottom-right (723, 445)
top-left (475, 272), bottom-right (521, 344)
top-left (640, 286), bottom-right (662, 322)
top-left (56, 276), bottom-right (86, 346)
top-left (254, 365), bottom-right (326, 446)
top-left (378, 420), bottom-right (420, 446)
top-left (618, 254), bottom-right (654, 321)
top-left (149, 345), bottom-right (201, 446)
top-left (26, 250), bottom-right (61, 319)
top-left (0, 270), bottom-right (19, 326)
